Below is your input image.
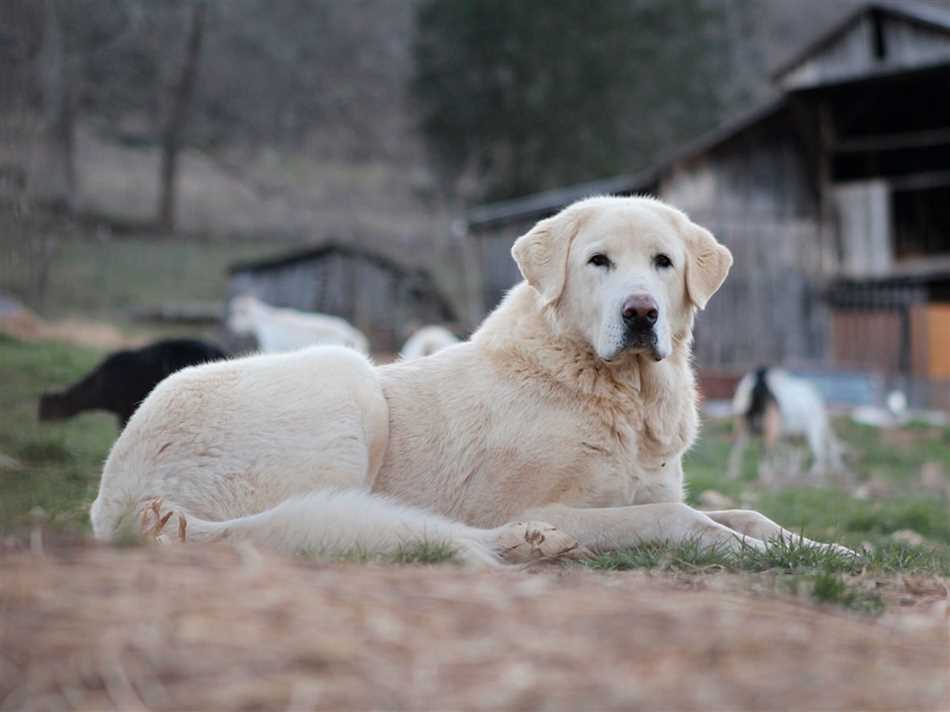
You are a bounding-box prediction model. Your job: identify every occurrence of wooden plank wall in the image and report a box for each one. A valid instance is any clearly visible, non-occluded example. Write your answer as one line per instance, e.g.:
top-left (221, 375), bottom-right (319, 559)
top-left (660, 112), bottom-right (826, 371)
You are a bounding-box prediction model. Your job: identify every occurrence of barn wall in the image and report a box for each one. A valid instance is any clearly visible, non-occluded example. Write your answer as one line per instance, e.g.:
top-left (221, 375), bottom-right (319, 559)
top-left (832, 180), bottom-right (892, 276)
top-left (659, 113), bottom-right (826, 371)
top-left (470, 115), bottom-right (828, 371)
top-left (474, 221), bottom-right (531, 315)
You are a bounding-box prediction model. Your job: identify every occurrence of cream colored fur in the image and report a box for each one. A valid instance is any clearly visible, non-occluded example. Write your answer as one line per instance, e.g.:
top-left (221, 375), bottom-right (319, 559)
top-left (93, 197), bottom-right (851, 564)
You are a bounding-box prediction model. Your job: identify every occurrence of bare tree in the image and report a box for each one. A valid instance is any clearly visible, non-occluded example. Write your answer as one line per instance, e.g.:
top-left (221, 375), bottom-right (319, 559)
top-left (31, 0), bottom-right (77, 211)
top-left (156, 0), bottom-right (206, 231)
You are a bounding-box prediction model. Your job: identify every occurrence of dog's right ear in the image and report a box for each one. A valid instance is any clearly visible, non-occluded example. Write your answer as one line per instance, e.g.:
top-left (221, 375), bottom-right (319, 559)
top-left (511, 209), bottom-right (583, 306)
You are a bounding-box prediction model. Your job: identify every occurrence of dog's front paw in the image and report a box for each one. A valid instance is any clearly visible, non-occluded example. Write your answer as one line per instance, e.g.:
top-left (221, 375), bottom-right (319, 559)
top-left (494, 521), bottom-right (588, 563)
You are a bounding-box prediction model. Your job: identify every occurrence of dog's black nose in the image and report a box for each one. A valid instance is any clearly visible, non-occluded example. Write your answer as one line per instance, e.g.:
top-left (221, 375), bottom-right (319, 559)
top-left (622, 294), bottom-right (658, 327)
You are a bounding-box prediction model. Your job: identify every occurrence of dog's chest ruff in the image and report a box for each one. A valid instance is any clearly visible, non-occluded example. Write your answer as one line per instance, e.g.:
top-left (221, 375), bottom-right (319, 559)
top-left (579, 387), bottom-right (692, 505)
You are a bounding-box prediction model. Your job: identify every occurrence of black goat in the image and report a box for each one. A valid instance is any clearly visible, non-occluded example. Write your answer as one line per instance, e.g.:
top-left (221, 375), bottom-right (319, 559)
top-left (38, 339), bottom-right (227, 427)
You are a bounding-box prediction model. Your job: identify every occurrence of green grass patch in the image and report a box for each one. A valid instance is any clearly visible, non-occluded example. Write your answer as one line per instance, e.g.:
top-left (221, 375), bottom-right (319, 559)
top-left (390, 540), bottom-right (460, 565)
top-left (584, 537), bottom-right (950, 577)
top-left (807, 572), bottom-right (885, 615)
top-left (835, 418), bottom-right (950, 483)
top-left (0, 334), bottom-right (117, 534)
top-left (4, 234), bottom-right (273, 321)
top-left (684, 412), bottom-right (950, 552)
top-left (314, 540), bottom-right (460, 566)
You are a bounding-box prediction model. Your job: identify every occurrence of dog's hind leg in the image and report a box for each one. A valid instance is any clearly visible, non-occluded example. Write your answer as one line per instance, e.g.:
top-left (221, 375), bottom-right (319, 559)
top-left (149, 489), bottom-right (584, 567)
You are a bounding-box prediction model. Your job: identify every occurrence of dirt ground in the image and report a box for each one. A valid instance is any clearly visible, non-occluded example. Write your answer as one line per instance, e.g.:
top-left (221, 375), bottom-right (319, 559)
top-left (1, 543), bottom-right (947, 711)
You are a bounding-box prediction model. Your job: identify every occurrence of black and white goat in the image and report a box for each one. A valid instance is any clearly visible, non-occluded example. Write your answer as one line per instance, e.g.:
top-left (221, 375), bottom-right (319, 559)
top-left (39, 339), bottom-right (227, 427)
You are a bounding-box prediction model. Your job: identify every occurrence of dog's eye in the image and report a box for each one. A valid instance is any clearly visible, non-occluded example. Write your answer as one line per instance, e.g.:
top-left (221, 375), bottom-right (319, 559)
top-left (654, 254), bottom-right (673, 269)
top-left (588, 254), bottom-right (611, 268)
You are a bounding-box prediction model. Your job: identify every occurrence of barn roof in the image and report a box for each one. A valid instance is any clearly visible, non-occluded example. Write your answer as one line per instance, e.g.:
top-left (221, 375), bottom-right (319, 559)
top-left (464, 169), bottom-right (659, 231)
top-left (465, 97), bottom-right (787, 231)
top-left (772, 0), bottom-right (950, 83)
top-left (466, 1), bottom-right (950, 232)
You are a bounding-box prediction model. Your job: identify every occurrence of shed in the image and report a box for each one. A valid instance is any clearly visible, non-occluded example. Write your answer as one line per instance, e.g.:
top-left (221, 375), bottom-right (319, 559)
top-left (464, 0), bottom-right (950, 402)
top-left (229, 242), bottom-right (456, 353)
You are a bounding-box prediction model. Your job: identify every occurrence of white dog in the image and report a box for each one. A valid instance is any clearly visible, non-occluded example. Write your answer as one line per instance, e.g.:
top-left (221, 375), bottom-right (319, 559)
top-left (728, 367), bottom-right (844, 480)
top-left (399, 325), bottom-right (460, 360)
top-left (93, 197), bottom-right (850, 565)
top-left (228, 295), bottom-right (369, 355)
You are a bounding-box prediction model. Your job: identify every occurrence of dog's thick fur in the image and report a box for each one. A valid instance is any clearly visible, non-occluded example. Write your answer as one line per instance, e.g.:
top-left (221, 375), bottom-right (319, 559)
top-left (92, 197), bottom-right (849, 564)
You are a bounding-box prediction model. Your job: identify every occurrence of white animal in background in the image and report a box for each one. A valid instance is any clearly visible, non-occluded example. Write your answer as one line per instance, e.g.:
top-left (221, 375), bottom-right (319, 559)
top-left (728, 367), bottom-right (843, 480)
top-left (851, 390), bottom-right (908, 428)
top-left (228, 294), bottom-right (369, 355)
top-left (92, 196), bottom-right (852, 567)
top-left (399, 325), bottom-right (460, 360)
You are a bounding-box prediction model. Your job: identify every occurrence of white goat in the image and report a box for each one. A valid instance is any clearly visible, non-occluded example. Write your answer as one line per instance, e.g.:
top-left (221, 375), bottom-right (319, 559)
top-left (228, 295), bottom-right (369, 355)
top-left (727, 368), bottom-right (843, 481)
top-left (399, 325), bottom-right (460, 360)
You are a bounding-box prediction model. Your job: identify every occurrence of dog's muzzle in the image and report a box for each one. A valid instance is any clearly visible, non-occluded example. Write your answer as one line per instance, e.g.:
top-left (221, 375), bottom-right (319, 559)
top-left (621, 294), bottom-right (662, 360)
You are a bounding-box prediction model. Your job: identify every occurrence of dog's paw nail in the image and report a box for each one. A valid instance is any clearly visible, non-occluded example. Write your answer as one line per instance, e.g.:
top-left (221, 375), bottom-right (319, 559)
top-left (496, 521), bottom-right (581, 563)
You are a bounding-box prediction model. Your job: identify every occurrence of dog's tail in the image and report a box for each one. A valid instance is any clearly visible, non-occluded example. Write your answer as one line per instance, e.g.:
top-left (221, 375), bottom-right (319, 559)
top-left (159, 489), bottom-right (504, 566)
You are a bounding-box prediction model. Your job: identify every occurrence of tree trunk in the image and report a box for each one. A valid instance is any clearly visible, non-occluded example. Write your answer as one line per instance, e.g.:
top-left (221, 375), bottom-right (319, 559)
top-left (156, 1), bottom-right (206, 232)
top-left (32, 0), bottom-right (77, 211)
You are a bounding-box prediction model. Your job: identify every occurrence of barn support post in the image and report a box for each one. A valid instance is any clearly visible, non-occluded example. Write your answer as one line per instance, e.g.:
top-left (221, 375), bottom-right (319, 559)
top-left (816, 99), bottom-right (839, 277)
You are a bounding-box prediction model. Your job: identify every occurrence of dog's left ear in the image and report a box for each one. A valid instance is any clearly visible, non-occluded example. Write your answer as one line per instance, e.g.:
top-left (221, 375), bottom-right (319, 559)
top-left (683, 222), bottom-right (732, 310)
top-left (511, 208), bottom-right (583, 305)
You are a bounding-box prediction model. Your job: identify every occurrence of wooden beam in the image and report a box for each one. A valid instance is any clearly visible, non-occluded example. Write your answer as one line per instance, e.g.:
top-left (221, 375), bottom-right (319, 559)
top-left (833, 127), bottom-right (950, 154)
top-left (887, 170), bottom-right (950, 191)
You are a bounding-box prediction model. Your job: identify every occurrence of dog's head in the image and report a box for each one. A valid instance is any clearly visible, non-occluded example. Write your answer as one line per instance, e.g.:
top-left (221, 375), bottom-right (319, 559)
top-left (512, 196), bottom-right (731, 363)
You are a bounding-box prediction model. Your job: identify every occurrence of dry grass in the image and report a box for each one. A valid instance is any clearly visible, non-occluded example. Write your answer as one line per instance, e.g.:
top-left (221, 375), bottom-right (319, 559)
top-left (1, 543), bottom-right (947, 711)
top-left (0, 309), bottom-right (145, 351)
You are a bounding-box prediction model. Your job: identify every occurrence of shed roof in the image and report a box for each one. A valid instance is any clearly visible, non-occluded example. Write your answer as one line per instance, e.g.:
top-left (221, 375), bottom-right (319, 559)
top-left (229, 240), bottom-right (458, 319)
top-left (230, 240), bottom-right (421, 278)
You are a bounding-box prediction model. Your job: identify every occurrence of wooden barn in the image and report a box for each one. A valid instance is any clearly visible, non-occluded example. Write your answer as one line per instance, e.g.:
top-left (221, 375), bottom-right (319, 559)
top-left (228, 242), bottom-right (456, 353)
top-left (464, 1), bottom-right (950, 404)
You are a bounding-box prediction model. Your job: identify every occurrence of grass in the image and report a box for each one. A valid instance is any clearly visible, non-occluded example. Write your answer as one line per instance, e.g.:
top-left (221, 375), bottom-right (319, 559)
top-left (0, 334), bottom-right (948, 612)
top-left (684, 417), bottom-right (950, 550)
top-left (328, 540), bottom-right (461, 566)
top-left (0, 333), bottom-right (116, 534)
top-left (808, 572), bottom-right (884, 615)
top-left (583, 537), bottom-right (944, 615)
top-left (585, 537), bottom-right (950, 577)
top-left (21, 236), bottom-right (273, 320)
